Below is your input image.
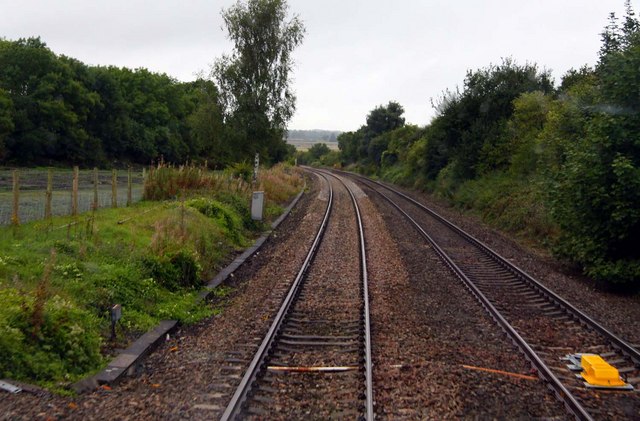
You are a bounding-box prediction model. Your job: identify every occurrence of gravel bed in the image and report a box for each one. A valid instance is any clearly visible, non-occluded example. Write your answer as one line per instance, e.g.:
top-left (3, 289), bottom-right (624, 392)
top-left (245, 173), bottom-right (364, 419)
top-left (356, 181), bottom-right (567, 419)
top-left (379, 186), bottom-right (640, 419)
top-left (3, 170), bottom-right (637, 420)
top-left (0, 175), bottom-right (328, 420)
top-left (383, 182), bottom-right (640, 346)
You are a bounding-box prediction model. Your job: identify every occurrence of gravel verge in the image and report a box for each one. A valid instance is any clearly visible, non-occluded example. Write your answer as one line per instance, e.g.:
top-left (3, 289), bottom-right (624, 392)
top-left (384, 181), bottom-right (640, 346)
top-left (356, 180), bottom-right (567, 419)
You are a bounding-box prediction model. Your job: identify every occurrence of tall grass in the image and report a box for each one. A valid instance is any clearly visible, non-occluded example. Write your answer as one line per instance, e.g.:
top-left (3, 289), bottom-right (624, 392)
top-left (258, 164), bottom-right (304, 204)
top-left (0, 162), bottom-right (304, 389)
top-left (144, 162), bottom-right (304, 206)
top-left (144, 163), bottom-right (250, 200)
top-left (444, 172), bottom-right (559, 249)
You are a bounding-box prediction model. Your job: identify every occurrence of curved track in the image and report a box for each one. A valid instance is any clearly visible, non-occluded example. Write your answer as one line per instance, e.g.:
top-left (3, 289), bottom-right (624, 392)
top-left (221, 170), bottom-right (374, 420)
top-left (346, 172), bottom-right (640, 421)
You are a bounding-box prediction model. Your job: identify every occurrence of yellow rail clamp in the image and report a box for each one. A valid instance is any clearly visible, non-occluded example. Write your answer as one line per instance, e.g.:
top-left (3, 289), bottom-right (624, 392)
top-left (580, 354), bottom-right (633, 390)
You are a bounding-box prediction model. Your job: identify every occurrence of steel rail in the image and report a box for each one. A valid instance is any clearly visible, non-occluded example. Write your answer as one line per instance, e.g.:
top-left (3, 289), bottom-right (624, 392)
top-left (354, 173), bottom-right (640, 366)
top-left (220, 171), bottom-right (334, 421)
top-left (320, 169), bottom-right (374, 420)
top-left (348, 173), bottom-right (593, 421)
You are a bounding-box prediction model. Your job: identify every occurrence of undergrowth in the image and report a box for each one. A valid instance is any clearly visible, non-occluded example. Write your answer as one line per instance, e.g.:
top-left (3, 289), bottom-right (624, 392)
top-left (0, 163), bottom-right (303, 390)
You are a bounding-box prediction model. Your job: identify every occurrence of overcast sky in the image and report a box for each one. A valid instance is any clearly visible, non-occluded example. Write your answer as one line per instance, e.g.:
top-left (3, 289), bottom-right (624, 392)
top-left (0, 0), bottom-right (631, 131)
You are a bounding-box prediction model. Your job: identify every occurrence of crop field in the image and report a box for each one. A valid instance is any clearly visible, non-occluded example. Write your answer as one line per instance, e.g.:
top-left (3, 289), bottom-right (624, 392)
top-left (0, 168), bottom-right (144, 225)
top-left (287, 139), bottom-right (339, 151)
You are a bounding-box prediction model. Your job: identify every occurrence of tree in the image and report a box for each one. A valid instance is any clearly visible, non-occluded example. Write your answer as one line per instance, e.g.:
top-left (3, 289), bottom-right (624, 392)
top-left (424, 59), bottom-right (554, 180)
top-left (0, 88), bottom-right (13, 160)
top-left (0, 37), bottom-right (98, 164)
top-left (214, 0), bottom-right (304, 164)
top-left (550, 2), bottom-right (640, 285)
top-left (308, 143), bottom-right (330, 160)
top-left (186, 79), bottom-right (225, 167)
top-left (337, 128), bottom-right (364, 164)
top-left (365, 101), bottom-right (405, 137)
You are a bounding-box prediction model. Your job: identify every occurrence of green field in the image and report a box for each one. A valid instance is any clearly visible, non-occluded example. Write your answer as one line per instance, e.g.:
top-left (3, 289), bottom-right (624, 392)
top-left (0, 169), bottom-right (144, 225)
top-left (287, 139), bottom-right (339, 151)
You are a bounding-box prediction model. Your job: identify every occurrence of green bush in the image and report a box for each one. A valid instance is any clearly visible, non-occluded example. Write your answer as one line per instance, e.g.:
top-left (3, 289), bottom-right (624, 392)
top-left (227, 161), bottom-right (253, 182)
top-left (187, 198), bottom-right (245, 244)
top-left (141, 250), bottom-right (202, 291)
top-left (0, 288), bottom-right (103, 382)
top-left (214, 191), bottom-right (261, 231)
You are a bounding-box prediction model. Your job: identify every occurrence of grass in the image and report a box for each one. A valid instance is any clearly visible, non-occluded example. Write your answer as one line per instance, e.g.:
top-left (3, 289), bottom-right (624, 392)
top-left (436, 172), bottom-right (560, 250)
top-left (0, 168), bottom-right (145, 225)
top-left (0, 163), bottom-right (304, 390)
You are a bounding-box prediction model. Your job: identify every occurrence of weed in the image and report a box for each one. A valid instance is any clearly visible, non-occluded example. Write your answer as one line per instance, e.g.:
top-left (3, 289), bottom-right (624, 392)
top-left (0, 163), bottom-right (303, 388)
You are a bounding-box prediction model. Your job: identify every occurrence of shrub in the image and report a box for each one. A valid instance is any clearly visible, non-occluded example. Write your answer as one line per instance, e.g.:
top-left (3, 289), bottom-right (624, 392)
top-left (141, 250), bottom-right (202, 291)
top-left (0, 288), bottom-right (103, 382)
top-left (186, 198), bottom-right (244, 243)
top-left (227, 161), bottom-right (253, 182)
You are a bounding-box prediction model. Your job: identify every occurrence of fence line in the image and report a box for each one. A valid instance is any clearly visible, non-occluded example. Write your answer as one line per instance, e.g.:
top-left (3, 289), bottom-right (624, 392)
top-left (0, 168), bottom-right (145, 226)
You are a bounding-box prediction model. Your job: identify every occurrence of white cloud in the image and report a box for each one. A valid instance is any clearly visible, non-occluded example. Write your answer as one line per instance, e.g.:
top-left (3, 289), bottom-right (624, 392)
top-left (0, 0), bottom-right (631, 131)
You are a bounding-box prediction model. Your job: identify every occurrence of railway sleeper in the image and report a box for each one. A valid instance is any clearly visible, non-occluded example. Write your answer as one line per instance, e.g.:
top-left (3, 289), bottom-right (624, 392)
top-left (255, 386), bottom-right (280, 394)
top-left (286, 317), bottom-right (360, 325)
top-left (274, 345), bottom-right (360, 353)
top-left (224, 358), bottom-right (248, 364)
top-left (201, 392), bottom-right (226, 400)
top-left (207, 383), bottom-right (236, 391)
top-left (192, 403), bottom-right (223, 411)
top-left (246, 405), bottom-right (270, 416)
top-left (280, 334), bottom-right (358, 341)
top-left (220, 365), bottom-right (244, 373)
top-left (265, 360), bottom-right (289, 367)
top-left (250, 395), bottom-right (276, 404)
top-left (281, 330), bottom-right (362, 338)
top-left (543, 309), bottom-right (568, 318)
top-left (278, 339), bottom-right (359, 347)
top-left (235, 343), bottom-right (261, 349)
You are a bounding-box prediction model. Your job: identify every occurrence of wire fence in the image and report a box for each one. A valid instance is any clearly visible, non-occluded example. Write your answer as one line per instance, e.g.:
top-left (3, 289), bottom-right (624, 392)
top-left (0, 168), bottom-right (145, 226)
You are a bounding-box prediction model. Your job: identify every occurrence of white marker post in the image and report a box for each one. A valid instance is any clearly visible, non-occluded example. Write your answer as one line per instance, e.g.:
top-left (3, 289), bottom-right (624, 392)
top-left (253, 152), bottom-right (259, 186)
top-left (251, 153), bottom-right (264, 221)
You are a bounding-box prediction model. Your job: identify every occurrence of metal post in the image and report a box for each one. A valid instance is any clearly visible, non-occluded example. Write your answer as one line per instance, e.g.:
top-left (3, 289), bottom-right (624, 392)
top-left (92, 167), bottom-right (98, 211)
top-left (11, 169), bottom-right (19, 226)
top-left (45, 169), bottom-right (52, 220)
top-left (127, 167), bottom-right (132, 206)
top-left (111, 169), bottom-right (117, 208)
top-left (71, 166), bottom-right (79, 217)
top-left (253, 153), bottom-right (259, 187)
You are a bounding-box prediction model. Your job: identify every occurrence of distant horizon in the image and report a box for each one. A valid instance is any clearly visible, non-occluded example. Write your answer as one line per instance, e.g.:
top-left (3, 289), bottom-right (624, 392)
top-left (286, 128), bottom-right (341, 142)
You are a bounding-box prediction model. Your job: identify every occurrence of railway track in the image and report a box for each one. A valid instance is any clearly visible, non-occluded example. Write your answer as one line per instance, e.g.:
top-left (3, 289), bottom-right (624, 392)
top-left (220, 170), bottom-right (374, 420)
top-left (346, 172), bottom-right (640, 421)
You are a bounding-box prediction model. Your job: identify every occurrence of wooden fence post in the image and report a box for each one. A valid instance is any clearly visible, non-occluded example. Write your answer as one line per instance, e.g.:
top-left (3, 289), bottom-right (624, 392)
top-left (111, 169), bottom-right (117, 208)
top-left (92, 167), bottom-right (99, 211)
top-left (127, 167), bottom-right (132, 207)
top-left (11, 169), bottom-right (19, 226)
top-left (45, 169), bottom-right (53, 220)
top-left (71, 166), bottom-right (79, 217)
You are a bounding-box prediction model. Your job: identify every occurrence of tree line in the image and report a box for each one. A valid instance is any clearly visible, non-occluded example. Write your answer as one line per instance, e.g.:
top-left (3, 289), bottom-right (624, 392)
top-left (334, 2), bottom-right (640, 287)
top-left (0, 0), bottom-right (303, 168)
top-left (287, 129), bottom-right (340, 142)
